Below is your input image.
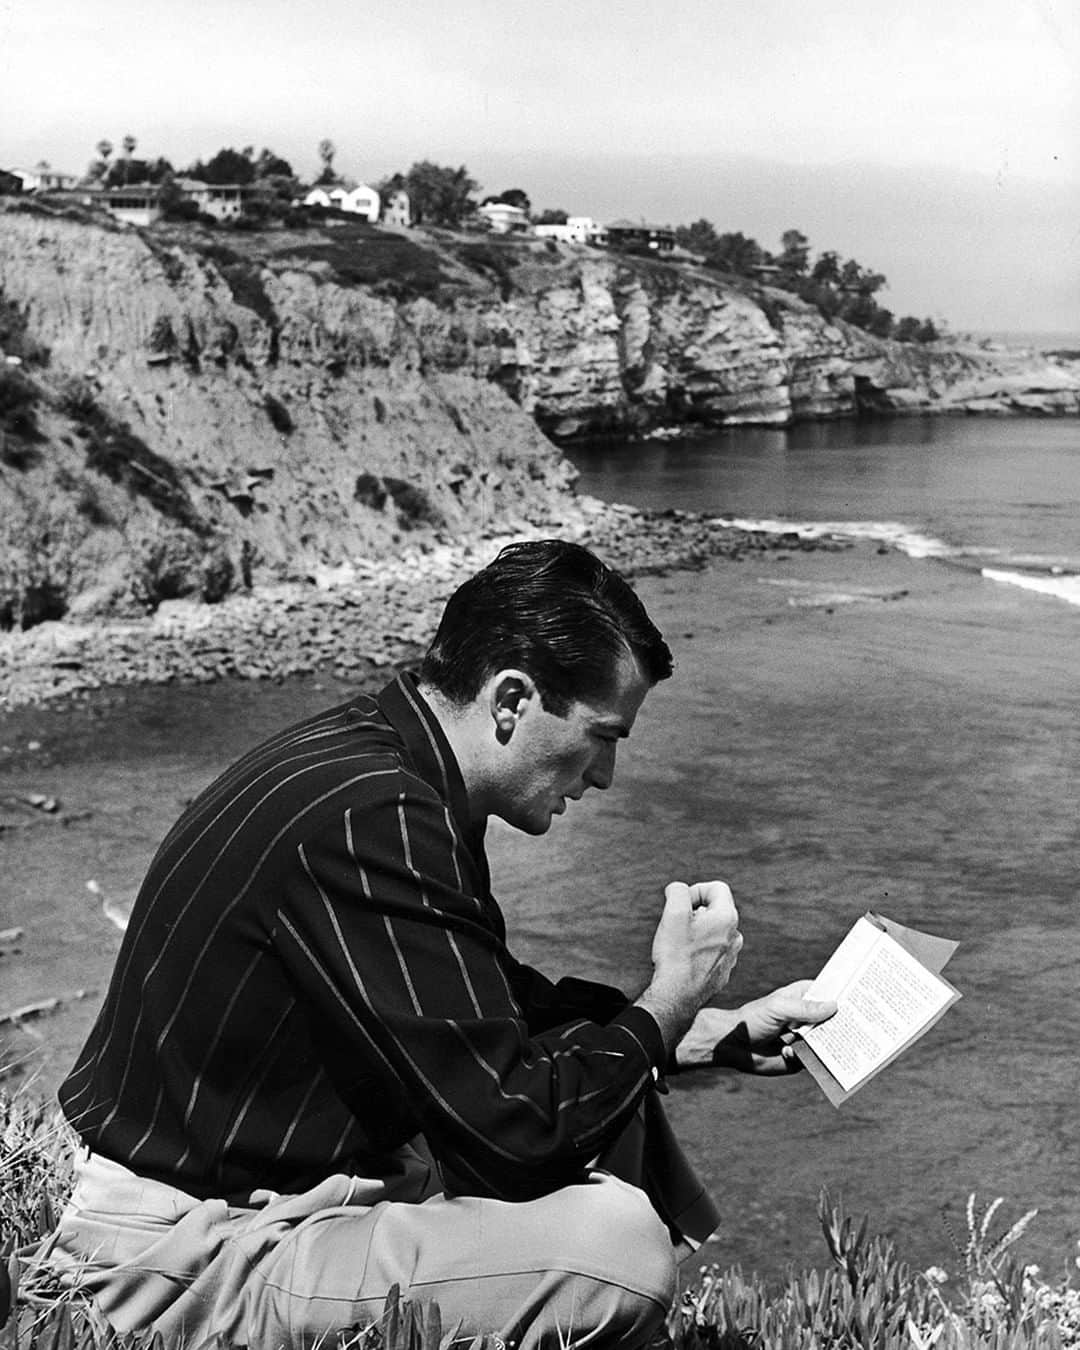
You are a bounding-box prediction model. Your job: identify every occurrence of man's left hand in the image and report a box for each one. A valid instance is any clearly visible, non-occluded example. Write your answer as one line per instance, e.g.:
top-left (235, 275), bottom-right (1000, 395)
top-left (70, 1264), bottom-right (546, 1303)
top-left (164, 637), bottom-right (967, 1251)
top-left (673, 981), bottom-right (836, 1075)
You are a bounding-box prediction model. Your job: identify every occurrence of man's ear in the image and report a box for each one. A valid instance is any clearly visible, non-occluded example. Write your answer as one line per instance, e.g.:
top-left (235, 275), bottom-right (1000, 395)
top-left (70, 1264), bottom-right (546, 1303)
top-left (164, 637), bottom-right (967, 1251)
top-left (489, 669), bottom-right (538, 743)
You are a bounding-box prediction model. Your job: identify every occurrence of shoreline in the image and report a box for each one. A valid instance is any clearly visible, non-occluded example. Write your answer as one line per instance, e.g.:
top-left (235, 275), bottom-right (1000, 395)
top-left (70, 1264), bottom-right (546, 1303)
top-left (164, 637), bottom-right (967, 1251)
top-left (0, 500), bottom-right (847, 712)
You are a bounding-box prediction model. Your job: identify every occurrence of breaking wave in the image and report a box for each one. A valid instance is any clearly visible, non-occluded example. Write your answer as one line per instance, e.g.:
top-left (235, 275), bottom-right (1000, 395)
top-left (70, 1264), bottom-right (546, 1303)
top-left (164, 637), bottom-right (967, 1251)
top-left (713, 514), bottom-right (1080, 609)
top-left (712, 515), bottom-right (958, 559)
top-left (981, 568), bottom-right (1080, 608)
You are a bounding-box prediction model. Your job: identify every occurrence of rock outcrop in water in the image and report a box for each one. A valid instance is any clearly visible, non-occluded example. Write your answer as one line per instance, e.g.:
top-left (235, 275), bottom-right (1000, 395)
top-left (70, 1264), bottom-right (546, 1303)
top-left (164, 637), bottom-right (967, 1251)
top-left (1, 200), bottom-right (1076, 628)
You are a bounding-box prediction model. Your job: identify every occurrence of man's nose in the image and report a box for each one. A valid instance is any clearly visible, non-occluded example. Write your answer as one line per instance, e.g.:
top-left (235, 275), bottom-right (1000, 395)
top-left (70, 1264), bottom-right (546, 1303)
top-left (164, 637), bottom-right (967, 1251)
top-left (586, 743), bottom-right (616, 790)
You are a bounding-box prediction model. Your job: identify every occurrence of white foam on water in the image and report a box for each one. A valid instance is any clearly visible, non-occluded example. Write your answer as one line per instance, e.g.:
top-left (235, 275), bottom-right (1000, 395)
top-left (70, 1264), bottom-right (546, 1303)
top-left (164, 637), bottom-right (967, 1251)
top-left (708, 515), bottom-right (1080, 608)
top-left (712, 515), bottom-right (957, 559)
top-left (981, 568), bottom-right (1080, 607)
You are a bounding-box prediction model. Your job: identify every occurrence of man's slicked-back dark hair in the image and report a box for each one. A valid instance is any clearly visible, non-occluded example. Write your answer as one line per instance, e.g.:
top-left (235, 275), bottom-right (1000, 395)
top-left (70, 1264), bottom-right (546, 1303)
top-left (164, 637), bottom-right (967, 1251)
top-left (420, 539), bottom-right (673, 715)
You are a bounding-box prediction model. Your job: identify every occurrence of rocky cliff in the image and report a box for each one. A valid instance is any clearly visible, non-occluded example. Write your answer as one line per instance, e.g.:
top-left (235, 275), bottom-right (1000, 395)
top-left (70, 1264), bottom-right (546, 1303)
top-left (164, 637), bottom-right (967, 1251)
top-left (1, 201), bottom-right (1076, 627)
top-left (483, 249), bottom-right (1079, 437)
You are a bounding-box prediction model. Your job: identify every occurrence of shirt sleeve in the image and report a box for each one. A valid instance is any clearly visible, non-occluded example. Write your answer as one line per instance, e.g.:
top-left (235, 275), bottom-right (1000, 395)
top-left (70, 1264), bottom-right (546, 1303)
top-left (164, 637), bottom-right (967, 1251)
top-left (272, 773), bottom-right (667, 1201)
top-left (503, 958), bottom-right (633, 1034)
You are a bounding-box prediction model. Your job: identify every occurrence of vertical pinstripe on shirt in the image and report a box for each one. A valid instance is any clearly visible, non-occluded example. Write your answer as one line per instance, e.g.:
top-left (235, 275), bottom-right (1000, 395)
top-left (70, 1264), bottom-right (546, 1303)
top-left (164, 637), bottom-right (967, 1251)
top-left (60, 674), bottom-right (666, 1204)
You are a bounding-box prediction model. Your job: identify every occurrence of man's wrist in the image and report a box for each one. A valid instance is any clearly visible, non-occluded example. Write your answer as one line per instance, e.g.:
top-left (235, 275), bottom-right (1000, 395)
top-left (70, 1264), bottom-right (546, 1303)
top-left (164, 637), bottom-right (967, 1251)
top-left (634, 985), bottom-right (698, 1057)
top-left (673, 1005), bottom-right (742, 1070)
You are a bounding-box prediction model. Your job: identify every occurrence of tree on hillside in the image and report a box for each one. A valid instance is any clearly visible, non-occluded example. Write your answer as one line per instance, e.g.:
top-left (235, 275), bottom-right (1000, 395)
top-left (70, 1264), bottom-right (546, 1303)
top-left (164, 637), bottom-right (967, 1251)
top-left (895, 315), bottom-right (940, 343)
top-left (250, 148), bottom-right (298, 205)
top-left (711, 231), bottom-right (763, 275)
top-left (675, 218), bottom-right (720, 256)
top-left (121, 134), bottom-right (137, 184)
top-left (403, 161), bottom-right (478, 226)
top-left (838, 257), bottom-right (887, 297)
top-left (495, 187), bottom-right (531, 213)
top-left (535, 207), bottom-right (569, 225)
top-left (101, 155), bottom-right (173, 187)
top-left (811, 250), bottom-right (842, 286)
top-left (85, 139), bottom-right (112, 183)
top-left (316, 139), bottom-right (337, 186)
top-left (778, 229), bottom-right (810, 277)
top-left (671, 221), bottom-right (763, 274)
top-left (183, 147), bottom-right (256, 185)
top-left (255, 148), bottom-right (294, 180)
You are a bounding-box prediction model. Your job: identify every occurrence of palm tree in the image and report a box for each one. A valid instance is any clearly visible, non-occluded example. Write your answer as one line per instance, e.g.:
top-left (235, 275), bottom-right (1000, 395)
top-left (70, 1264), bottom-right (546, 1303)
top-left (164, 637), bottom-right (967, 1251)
top-left (317, 138), bottom-right (336, 185)
top-left (121, 134), bottom-right (136, 185)
top-left (91, 139), bottom-right (114, 185)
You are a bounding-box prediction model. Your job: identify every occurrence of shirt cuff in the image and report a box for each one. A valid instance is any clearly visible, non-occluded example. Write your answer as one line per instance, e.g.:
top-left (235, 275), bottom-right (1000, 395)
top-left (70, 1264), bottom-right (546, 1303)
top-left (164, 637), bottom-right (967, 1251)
top-left (611, 1003), bottom-right (669, 1075)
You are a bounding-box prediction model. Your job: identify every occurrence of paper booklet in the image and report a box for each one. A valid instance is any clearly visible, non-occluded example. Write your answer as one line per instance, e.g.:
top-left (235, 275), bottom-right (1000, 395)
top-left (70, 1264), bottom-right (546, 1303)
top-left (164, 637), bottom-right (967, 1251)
top-left (791, 912), bottom-right (961, 1107)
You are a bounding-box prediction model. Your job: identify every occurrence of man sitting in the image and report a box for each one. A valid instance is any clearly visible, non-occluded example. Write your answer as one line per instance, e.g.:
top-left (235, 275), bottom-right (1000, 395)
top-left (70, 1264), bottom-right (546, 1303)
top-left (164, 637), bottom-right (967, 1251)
top-left (48, 539), bottom-right (832, 1349)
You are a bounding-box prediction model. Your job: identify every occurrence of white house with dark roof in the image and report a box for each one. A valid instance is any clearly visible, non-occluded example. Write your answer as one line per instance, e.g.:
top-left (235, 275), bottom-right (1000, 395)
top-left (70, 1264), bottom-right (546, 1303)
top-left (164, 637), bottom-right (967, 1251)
top-left (302, 183), bottom-right (380, 222)
top-left (477, 200), bottom-right (531, 234)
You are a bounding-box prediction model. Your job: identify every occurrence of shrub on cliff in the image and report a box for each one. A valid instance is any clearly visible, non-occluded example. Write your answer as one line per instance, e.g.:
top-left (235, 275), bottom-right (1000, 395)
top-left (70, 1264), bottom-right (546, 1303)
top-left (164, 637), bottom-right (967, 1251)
top-left (0, 294), bottom-right (50, 367)
top-left (131, 526), bottom-right (235, 609)
top-left (54, 380), bottom-right (209, 536)
top-left (0, 368), bottom-right (45, 464)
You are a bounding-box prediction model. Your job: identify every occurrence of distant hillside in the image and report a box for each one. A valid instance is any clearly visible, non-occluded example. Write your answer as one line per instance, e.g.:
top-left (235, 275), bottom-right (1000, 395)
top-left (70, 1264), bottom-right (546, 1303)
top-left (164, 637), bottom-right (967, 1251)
top-left (1, 199), bottom-right (1076, 628)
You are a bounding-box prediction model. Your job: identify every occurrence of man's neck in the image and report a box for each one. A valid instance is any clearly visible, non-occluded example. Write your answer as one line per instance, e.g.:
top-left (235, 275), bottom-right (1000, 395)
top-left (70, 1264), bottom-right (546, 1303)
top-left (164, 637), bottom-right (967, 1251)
top-left (416, 681), bottom-right (493, 828)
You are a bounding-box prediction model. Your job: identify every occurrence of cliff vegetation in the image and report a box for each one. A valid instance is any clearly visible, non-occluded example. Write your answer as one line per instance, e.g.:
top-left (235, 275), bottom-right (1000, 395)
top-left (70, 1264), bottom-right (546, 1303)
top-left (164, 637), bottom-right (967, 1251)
top-left (1, 199), bottom-right (1076, 632)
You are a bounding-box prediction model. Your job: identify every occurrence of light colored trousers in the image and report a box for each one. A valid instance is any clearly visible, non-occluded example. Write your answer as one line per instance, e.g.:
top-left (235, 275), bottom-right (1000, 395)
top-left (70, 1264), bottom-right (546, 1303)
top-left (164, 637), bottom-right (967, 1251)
top-left (46, 1147), bottom-right (680, 1350)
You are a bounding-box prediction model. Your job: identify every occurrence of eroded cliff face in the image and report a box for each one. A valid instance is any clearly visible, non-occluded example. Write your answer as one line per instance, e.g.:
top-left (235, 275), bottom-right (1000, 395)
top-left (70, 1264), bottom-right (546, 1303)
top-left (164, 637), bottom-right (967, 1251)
top-left (0, 208), bottom-right (579, 623)
top-left (1, 205), bottom-right (1076, 625)
top-left (479, 251), bottom-right (1079, 437)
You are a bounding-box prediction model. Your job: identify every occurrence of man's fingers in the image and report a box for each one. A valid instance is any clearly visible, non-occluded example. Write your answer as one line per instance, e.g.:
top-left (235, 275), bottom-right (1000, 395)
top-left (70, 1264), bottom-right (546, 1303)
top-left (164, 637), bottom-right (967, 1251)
top-left (688, 879), bottom-right (737, 916)
top-left (663, 881), bottom-right (693, 917)
top-left (793, 997), bottom-right (836, 1025)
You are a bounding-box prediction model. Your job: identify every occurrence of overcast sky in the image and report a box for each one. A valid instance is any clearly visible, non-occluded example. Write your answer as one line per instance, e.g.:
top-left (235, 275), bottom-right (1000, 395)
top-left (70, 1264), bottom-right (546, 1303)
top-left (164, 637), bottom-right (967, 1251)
top-left (2, 0), bottom-right (1077, 331)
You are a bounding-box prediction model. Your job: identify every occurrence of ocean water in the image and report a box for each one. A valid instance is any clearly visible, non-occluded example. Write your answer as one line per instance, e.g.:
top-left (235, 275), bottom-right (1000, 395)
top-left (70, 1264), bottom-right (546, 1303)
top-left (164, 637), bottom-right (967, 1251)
top-left (484, 415), bottom-right (1080, 1281)
top-left (569, 417), bottom-right (1080, 606)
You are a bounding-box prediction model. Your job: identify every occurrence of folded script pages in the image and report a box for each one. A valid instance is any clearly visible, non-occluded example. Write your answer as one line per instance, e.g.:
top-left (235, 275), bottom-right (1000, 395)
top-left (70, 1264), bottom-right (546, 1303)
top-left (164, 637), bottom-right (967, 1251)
top-left (792, 912), bottom-right (961, 1107)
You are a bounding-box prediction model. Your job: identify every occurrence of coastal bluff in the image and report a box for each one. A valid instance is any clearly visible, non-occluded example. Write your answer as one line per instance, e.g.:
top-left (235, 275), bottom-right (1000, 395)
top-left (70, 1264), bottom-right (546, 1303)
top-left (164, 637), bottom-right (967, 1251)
top-left (1, 201), bottom-right (1077, 629)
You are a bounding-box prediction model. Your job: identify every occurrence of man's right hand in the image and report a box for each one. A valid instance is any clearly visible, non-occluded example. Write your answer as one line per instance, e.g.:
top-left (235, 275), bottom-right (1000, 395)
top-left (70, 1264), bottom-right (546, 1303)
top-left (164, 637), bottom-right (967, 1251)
top-left (635, 880), bottom-right (743, 1052)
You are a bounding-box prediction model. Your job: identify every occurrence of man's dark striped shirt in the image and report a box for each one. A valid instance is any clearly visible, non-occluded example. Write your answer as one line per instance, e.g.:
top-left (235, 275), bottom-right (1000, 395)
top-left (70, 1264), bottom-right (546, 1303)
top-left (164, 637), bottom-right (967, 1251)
top-left (59, 673), bottom-right (666, 1204)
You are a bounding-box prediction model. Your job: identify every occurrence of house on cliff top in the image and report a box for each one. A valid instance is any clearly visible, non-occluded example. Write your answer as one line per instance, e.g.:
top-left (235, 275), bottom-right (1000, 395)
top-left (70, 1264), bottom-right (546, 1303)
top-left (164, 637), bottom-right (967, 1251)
top-left (80, 184), bottom-right (164, 226)
top-left (9, 166), bottom-right (79, 192)
top-left (302, 183), bottom-right (381, 222)
top-left (533, 216), bottom-right (608, 246)
top-left (605, 220), bottom-right (675, 253)
top-left (175, 179), bottom-right (260, 221)
top-left (477, 200), bottom-right (531, 234)
top-left (382, 188), bottom-right (412, 227)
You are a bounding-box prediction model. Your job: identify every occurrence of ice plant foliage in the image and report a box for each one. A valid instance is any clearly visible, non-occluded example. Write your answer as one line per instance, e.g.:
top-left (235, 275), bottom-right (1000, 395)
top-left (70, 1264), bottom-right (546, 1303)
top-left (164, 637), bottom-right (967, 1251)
top-left (1, 1088), bottom-right (1078, 1349)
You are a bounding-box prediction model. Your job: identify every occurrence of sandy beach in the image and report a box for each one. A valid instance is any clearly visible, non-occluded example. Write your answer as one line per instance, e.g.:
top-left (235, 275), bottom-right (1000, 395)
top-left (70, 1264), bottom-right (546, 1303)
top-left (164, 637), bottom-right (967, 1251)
top-left (2, 530), bottom-right (1077, 1285)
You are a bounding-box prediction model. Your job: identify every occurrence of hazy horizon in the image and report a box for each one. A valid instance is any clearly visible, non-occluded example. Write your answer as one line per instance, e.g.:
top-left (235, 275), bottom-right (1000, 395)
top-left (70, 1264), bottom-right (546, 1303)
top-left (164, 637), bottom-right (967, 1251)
top-left (2, 0), bottom-right (1077, 332)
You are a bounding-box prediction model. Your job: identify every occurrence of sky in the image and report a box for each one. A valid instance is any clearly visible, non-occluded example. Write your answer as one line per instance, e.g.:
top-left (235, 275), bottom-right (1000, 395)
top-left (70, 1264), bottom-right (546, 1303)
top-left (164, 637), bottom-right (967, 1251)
top-left (2, 0), bottom-right (1078, 332)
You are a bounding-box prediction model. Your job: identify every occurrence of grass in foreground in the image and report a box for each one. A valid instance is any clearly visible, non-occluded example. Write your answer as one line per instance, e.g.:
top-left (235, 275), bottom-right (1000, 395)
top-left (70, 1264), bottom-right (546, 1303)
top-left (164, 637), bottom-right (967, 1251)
top-left (2, 1089), bottom-right (1078, 1349)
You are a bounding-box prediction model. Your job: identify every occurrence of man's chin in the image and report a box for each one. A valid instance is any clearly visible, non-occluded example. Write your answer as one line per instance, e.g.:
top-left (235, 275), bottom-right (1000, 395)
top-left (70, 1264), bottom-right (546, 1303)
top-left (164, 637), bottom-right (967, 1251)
top-left (495, 800), bottom-right (561, 836)
top-left (504, 809), bottom-right (554, 837)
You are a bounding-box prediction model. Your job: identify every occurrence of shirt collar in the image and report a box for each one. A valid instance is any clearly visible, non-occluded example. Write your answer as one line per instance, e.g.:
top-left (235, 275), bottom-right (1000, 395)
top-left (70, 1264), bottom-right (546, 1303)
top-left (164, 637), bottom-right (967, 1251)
top-left (376, 671), bottom-right (477, 843)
